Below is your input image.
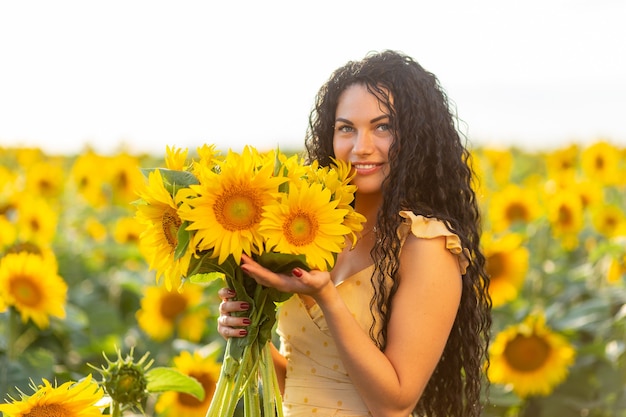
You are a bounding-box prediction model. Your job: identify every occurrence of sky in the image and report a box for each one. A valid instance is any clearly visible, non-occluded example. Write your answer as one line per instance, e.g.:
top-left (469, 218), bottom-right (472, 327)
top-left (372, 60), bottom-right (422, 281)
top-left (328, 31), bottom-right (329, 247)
top-left (0, 0), bottom-right (624, 156)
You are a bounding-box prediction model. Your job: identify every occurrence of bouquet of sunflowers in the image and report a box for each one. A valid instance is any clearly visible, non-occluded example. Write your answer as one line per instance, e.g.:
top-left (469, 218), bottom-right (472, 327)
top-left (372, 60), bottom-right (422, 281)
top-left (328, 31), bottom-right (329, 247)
top-left (134, 144), bottom-right (366, 417)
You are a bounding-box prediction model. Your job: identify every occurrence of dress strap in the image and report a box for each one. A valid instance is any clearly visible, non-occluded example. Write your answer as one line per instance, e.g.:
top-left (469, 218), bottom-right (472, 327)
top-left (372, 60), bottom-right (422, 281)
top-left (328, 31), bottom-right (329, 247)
top-left (399, 210), bottom-right (470, 274)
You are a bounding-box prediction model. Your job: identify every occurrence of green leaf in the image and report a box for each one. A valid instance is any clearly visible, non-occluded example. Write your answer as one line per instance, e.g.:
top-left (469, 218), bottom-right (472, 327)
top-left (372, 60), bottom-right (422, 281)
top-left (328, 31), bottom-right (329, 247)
top-left (157, 168), bottom-right (199, 188)
top-left (189, 271), bottom-right (225, 284)
top-left (255, 252), bottom-right (310, 274)
top-left (174, 221), bottom-right (191, 260)
top-left (145, 367), bottom-right (205, 400)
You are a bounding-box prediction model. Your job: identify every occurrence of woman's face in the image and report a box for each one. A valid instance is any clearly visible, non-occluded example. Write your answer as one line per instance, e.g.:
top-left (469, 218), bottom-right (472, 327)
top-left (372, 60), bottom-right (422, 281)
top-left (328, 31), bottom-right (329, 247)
top-left (332, 84), bottom-right (393, 195)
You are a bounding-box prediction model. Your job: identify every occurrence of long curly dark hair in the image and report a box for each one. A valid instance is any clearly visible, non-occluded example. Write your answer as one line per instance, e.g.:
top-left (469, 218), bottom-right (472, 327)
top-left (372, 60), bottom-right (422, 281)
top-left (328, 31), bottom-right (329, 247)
top-left (305, 50), bottom-right (491, 417)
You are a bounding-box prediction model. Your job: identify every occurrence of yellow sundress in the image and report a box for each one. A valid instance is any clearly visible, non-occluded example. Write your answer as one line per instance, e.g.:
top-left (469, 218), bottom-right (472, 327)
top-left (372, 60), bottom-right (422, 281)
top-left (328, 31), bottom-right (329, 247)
top-left (275, 212), bottom-right (470, 416)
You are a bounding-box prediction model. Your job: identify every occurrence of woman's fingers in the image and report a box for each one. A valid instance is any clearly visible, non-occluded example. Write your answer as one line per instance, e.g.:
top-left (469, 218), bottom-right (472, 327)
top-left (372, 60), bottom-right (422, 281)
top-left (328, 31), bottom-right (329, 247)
top-left (218, 324), bottom-right (248, 338)
top-left (217, 286), bottom-right (250, 339)
top-left (217, 287), bottom-right (236, 300)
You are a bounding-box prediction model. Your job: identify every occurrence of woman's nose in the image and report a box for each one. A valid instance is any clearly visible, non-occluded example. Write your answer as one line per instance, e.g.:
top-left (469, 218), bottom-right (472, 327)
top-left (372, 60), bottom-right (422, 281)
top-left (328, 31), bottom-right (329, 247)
top-left (353, 131), bottom-right (374, 155)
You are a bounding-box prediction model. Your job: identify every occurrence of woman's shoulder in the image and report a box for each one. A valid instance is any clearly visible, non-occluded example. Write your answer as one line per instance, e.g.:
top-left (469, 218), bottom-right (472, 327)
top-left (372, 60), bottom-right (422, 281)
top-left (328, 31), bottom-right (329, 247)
top-left (398, 210), bottom-right (470, 274)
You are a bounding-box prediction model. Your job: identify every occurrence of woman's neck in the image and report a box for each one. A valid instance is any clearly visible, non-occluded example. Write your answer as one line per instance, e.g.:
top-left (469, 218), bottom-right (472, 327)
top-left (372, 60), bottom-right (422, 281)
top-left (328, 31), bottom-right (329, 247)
top-left (354, 192), bottom-right (383, 226)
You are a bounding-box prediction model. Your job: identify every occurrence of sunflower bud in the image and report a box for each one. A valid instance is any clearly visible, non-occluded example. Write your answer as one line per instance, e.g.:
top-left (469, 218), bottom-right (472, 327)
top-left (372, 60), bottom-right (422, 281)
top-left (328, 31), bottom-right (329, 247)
top-left (90, 347), bottom-right (154, 412)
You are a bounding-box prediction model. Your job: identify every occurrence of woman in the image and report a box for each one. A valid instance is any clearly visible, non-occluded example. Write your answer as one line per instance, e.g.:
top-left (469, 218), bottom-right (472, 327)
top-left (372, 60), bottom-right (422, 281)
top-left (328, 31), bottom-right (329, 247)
top-left (218, 50), bottom-right (491, 417)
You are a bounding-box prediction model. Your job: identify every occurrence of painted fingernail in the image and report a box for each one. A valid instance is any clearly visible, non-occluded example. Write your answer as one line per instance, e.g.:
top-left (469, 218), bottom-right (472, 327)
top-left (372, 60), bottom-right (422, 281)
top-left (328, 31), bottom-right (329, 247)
top-left (240, 302), bottom-right (250, 310)
top-left (242, 318), bottom-right (251, 325)
top-left (239, 329), bottom-right (248, 336)
top-left (226, 288), bottom-right (236, 296)
top-left (292, 268), bottom-right (303, 277)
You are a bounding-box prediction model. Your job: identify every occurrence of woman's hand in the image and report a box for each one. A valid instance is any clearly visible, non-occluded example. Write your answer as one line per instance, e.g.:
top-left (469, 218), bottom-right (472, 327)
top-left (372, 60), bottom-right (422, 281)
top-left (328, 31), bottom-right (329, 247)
top-left (239, 254), bottom-right (334, 298)
top-left (217, 287), bottom-right (251, 339)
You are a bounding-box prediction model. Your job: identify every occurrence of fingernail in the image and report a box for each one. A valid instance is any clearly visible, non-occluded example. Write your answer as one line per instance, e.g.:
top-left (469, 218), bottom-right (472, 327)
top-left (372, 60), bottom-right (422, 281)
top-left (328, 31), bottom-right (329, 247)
top-left (240, 302), bottom-right (250, 310)
top-left (292, 268), bottom-right (303, 277)
top-left (242, 318), bottom-right (251, 325)
top-left (226, 288), bottom-right (236, 296)
top-left (239, 329), bottom-right (248, 336)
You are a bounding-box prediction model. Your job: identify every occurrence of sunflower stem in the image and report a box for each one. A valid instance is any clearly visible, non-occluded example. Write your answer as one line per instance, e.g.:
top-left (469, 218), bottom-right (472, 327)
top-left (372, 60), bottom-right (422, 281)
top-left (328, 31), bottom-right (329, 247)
top-left (260, 341), bottom-right (282, 417)
top-left (111, 400), bottom-right (121, 417)
top-left (0, 308), bottom-right (19, 397)
top-left (7, 307), bottom-right (19, 361)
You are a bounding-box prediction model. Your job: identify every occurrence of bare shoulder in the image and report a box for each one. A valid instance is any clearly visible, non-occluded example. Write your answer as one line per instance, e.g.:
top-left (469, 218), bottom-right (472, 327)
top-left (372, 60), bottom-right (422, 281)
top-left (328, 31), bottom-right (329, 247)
top-left (396, 233), bottom-right (462, 299)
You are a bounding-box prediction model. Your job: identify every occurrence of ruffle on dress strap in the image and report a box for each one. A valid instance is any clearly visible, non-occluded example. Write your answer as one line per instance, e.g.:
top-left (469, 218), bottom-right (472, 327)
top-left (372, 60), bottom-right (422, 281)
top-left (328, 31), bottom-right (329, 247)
top-left (399, 210), bottom-right (471, 275)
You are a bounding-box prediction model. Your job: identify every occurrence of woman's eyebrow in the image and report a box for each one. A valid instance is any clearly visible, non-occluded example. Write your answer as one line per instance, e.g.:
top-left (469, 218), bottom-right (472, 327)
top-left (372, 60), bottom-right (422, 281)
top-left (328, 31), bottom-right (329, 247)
top-left (335, 115), bottom-right (389, 125)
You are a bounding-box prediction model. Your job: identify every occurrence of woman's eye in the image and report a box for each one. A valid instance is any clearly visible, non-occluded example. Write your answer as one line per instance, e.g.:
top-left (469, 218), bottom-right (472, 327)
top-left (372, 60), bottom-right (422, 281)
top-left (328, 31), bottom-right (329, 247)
top-left (377, 123), bottom-right (390, 132)
top-left (338, 125), bottom-right (354, 133)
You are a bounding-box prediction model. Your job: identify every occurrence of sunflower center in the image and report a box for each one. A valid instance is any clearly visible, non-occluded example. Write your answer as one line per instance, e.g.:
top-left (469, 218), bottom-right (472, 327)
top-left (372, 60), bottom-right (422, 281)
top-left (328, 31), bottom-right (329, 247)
top-left (505, 203), bottom-right (529, 223)
top-left (38, 179), bottom-right (54, 194)
top-left (162, 207), bottom-right (182, 249)
top-left (115, 171), bottom-right (129, 189)
top-left (160, 292), bottom-right (188, 320)
top-left (24, 404), bottom-right (68, 417)
top-left (9, 275), bottom-right (43, 307)
top-left (177, 372), bottom-right (216, 407)
top-left (284, 211), bottom-right (318, 246)
top-left (29, 217), bottom-right (41, 232)
top-left (558, 205), bottom-right (574, 226)
top-left (6, 242), bottom-right (42, 255)
top-left (486, 252), bottom-right (505, 280)
top-left (559, 160), bottom-right (573, 170)
top-left (503, 334), bottom-right (551, 372)
top-left (594, 156), bottom-right (605, 171)
top-left (214, 189), bottom-right (262, 231)
top-left (603, 215), bottom-right (618, 228)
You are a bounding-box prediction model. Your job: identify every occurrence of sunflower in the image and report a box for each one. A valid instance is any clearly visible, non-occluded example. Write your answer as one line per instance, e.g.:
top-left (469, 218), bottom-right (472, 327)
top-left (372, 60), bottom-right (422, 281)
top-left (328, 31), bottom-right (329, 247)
top-left (4, 241), bottom-right (60, 271)
top-left (14, 147), bottom-right (45, 167)
top-left (487, 184), bottom-right (543, 233)
top-left (544, 143), bottom-right (580, 181)
top-left (70, 151), bottom-right (109, 207)
top-left (607, 252), bottom-right (626, 284)
top-left (135, 169), bottom-right (193, 290)
top-left (481, 148), bottom-right (513, 187)
top-left (575, 179), bottom-right (604, 210)
top-left (178, 147), bottom-right (286, 265)
top-left (155, 350), bottom-right (222, 417)
top-left (136, 283), bottom-right (209, 342)
top-left (0, 215), bottom-right (17, 247)
top-left (488, 314), bottom-right (575, 398)
top-left (0, 374), bottom-right (104, 417)
top-left (84, 216), bottom-right (108, 242)
top-left (0, 252), bottom-right (67, 329)
top-left (312, 159), bottom-right (365, 248)
top-left (546, 187), bottom-right (584, 250)
top-left (113, 216), bottom-right (143, 245)
top-left (468, 152), bottom-right (488, 203)
top-left (260, 180), bottom-right (350, 271)
top-left (1, 160), bottom-right (19, 192)
top-left (191, 144), bottom-right (221, 177)
top-left (590, 204), bottom-right (626, 238)
top-left (581, 140), bottom-right (621, 185)
top-left (13, 193), bottom-right (58, 246)
top-left (277, 152), bottom-right (309, 184)
top-left (24, 160), bottom-right (66, 199)
top-left (108, 152), bottom-right (147, 205)
top-left (483, 233), bottom-right (529, 308)
top-left (166, 145), bottom-right (190, 171)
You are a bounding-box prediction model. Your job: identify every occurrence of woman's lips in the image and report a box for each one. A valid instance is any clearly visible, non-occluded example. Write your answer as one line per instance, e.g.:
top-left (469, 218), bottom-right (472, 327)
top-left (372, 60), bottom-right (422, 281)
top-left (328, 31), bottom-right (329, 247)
top-left (352, 163), bottom-right (382, 175)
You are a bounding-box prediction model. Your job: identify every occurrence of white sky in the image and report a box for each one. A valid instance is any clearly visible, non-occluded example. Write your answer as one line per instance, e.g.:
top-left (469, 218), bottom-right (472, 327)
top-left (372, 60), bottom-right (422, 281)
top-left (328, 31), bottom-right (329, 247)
top-left (1, 0), bottom-right (624, 156)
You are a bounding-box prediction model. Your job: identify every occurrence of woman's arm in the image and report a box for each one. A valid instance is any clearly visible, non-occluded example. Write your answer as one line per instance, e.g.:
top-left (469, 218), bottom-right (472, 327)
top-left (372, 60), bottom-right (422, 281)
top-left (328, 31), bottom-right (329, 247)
top-left (240, 236), bottom-right (462, 417)
top-left (270, 343), bottom-right (287, 394)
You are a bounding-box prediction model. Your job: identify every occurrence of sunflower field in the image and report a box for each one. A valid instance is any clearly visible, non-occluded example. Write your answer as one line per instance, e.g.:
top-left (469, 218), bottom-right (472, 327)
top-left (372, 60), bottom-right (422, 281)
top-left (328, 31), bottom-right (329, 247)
top-left (0, 140), bottom-right (625, 416)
